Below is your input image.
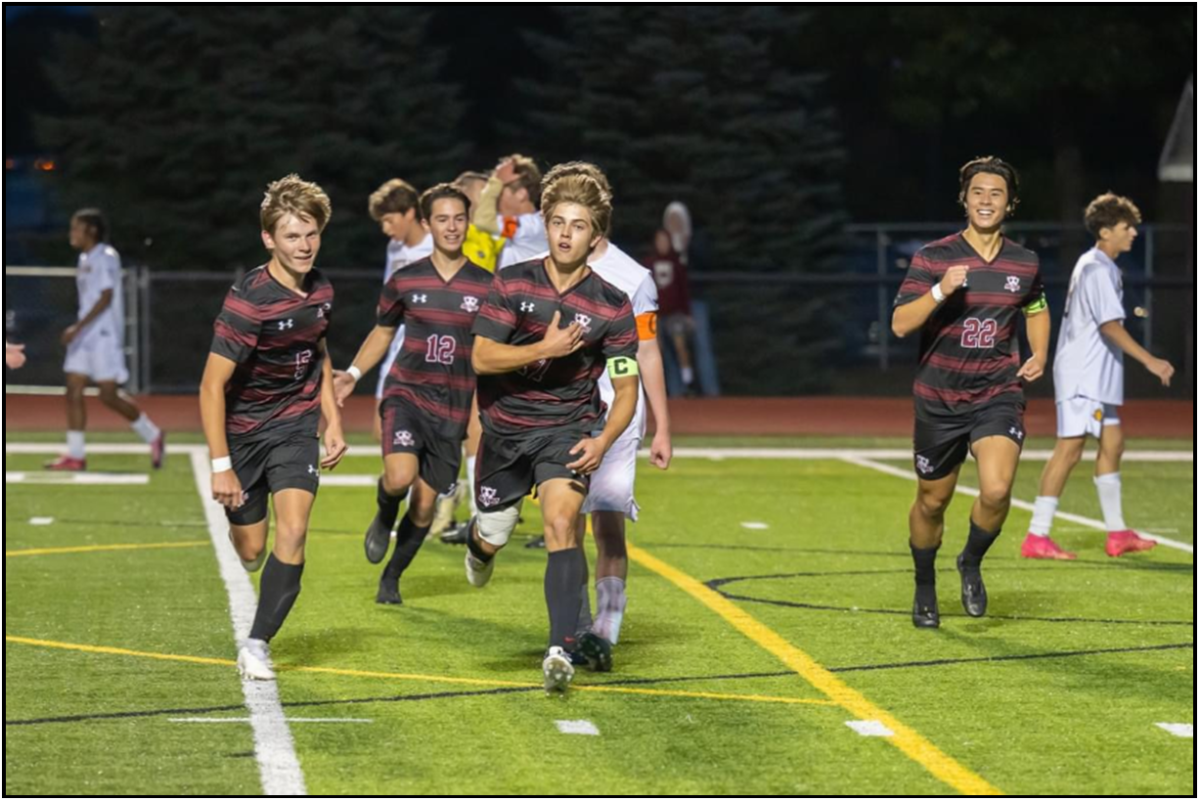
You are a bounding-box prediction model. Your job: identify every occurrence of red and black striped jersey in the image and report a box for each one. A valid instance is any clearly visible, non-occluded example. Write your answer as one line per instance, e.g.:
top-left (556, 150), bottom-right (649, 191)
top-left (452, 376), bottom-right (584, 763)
top-left (210, 265), bottom-right (333, 439)
top-left (377, 257), bottom-right (494, 435)
top-left (894, 233), bottom-right (1045, 417)
top-left (472, 258), bottom-right (638, 438)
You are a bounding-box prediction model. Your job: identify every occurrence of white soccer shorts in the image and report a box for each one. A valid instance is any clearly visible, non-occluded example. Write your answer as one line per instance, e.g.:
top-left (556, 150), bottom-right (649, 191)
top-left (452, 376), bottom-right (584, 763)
top-left (582, 434), bottom-right (640, 521)
top-left (1056, 396), bottom-right (1120, 439)
top-left (63, 338), bottom-right (129, 384)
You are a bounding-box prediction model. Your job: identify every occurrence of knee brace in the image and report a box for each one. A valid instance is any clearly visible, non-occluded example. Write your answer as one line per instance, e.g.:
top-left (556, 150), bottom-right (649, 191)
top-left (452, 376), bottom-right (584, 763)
top-left (476, 502), bottom-right (522, 548)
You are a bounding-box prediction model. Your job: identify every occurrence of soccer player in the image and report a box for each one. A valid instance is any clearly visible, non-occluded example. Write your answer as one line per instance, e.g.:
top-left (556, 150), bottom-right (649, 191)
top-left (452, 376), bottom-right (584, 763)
top-left (892, 156), bottom-right (1050, 629)
top-left (334, 184), bottom-right (493, 604)
top-left (199, 175), bottom-right (348, 680)
top-left (1024, 193), bottom-right (1174, 559)
top-left (455, 170), bottom-right (504, 273)
top-left (46, 209), bottom-right (165, 471)
top-left (466, 171), bottom-right (640, 692)
top-left (537, 161), bottom-right (673, 664)
top-left (6, 341), bottom-right (26, 369)
top-left (368, 179), bottom-right (433, 441)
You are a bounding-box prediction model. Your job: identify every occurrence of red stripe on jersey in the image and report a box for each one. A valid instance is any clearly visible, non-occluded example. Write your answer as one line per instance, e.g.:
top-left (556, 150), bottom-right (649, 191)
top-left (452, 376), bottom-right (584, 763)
top-left (502, 279), bottom-right (568, 302)
top-left (409, 308), bottom-right (477, 327)
top-left (913, 380), bottom-right (1020, 405)
top-left (383, 386), bottom-right (469, 423)
top-left (479, 305), bottom-right (517, 326)
top-left (924, 352), bottom-right (1019, 373)
top-left (390, 366), bottom-right (476, 392)
top-left (567, 294), bottom-right (633, 321)
top-left (214, 320), bottom-right (258, 348)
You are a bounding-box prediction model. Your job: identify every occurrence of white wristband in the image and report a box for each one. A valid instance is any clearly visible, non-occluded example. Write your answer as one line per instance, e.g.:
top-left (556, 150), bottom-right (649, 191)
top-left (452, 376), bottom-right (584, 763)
top-left (931, 284), bottom-right (946, 304)
top-left (347, 365), bottom-right (363, 382)
top-left (212, 456), bottom-right (233, 473)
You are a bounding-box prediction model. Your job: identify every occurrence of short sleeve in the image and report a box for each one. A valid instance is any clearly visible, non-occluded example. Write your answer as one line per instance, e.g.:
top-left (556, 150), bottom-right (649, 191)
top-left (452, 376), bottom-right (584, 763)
top-left (377, 273), bottom-right (407, 328)
top-left (472, 275), bottom-right (519, 343)
top-left (211, 286), bottom-right (261, 364)
top-left (1080, 264), bottom-right (1125, 325)
top-left (894, 251), bottom-right (936, 307)
top-left (602, 298), bottom-right (639, 360)
top-left (92, 250), bottom-right (118, 294)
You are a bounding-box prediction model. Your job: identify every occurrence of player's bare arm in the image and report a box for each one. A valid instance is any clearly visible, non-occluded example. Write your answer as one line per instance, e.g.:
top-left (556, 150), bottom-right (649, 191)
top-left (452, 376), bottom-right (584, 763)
top-left (1017, 308), bottom-right (1050, 382)
top-left (637, 335), bottom-right (672, 470)
top-left (334, 324), bottom-right (398, 405)
top-left (568, 371), bottom-right (639, 475)
top-left (199, 352), bottom-right (244, 510)
top-left (891, 265), bottom-right (969, 338)
top-left (1099, 320), bottom-right (1175, 386)
top-left (318, 340), bottom-right (348, 470)
top-left (472, 310), bottom-right (583, 375)
top-left (62, 288), bottom-right (115, 345)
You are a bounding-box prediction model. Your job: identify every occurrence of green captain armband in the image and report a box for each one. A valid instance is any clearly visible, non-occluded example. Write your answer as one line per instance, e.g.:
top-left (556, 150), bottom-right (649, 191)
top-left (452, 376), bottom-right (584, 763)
top-left (1023, 293), bottom-right (1048, 316)
top-left (607, 355), bottom-right (639, 378)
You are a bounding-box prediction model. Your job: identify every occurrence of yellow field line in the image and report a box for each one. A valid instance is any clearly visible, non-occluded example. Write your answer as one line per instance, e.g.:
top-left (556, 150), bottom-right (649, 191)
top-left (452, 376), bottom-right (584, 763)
top-left (6, 541), bottom-right (210, 558)
top-left (627, 542), bottom-right (1003, 796)
top-left (4, 635), bottom-right (831, 707)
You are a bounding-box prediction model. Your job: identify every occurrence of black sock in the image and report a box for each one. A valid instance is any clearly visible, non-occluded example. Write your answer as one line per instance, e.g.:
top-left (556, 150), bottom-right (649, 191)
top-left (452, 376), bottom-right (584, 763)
top-left (249, 554), bottom-right (304, 642)
top-left (383, 515), bottom-right (431, 580)
top-left (960, 519), bottom-right (1000, 569)
top-left (377, 479), bottom-right (403, 531)
top-left (545, 548), bottom-right (585, 650)
top-left (910, 543), bottom-right (939, 586)
top-left (467, 522), bottom-right (493, 563)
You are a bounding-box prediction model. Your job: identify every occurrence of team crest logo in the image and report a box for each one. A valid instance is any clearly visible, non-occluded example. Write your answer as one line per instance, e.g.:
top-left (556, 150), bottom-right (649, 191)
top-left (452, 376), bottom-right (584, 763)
top-left (573, 313), bottom-right (593, 333)
top-left (916, 455), bottom-right (933, 475)
top-left (1004, 276), bottom-right (1021, 293)
top-left (461, 296), bottom-right (480, 313)
top-left (1093, 409), bottom-right (1104, 422)
top-left (479, 486), bottom-right (500, 507)
top-left (393, 430), bottom-right (415, 447)
top-left (316, 302), bottom-right (331, 319)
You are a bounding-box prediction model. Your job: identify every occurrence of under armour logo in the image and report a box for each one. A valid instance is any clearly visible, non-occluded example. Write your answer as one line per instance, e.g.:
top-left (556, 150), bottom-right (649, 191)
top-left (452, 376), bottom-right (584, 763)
top-left (1004, 276), bottom-right (1021, 293)
top-left (307, 465), bottom-right (319, 476)
top-left (573, 313), bottom-right (592, 332)
top-left (393, 430), bottom-right (415, 447)
top-left (412, 294), bottom-right (428, 304)
top-left (461, 296), bottom-right (480, 313)
top-left (520, 302), bottom-right (536, 313)
top-left (1009, 426), bottom-right (1024, 441)
top-left (916, 455), bottom-right (933, 475)
top-left (278, 319), bottom-right (294, 330)
top-left (479, 486), bottom-right (500, 507)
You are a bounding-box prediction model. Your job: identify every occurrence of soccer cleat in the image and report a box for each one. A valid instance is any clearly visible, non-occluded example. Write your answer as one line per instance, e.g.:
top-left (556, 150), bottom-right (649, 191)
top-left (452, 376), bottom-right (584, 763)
top-left (150, 432), bottom-right (166, 470)
top-left (227, 531), bottom-right (266, 573)
top-left (440, 518), bottom-right (472, 545)
top-left (376, 572), bottom-right (403, 605)
top-left (1105, 529), bottom-right (1157, 557)
top-left (45, 455), bottom-right (86, 471)
top-left (956, 554), bottom-right (988, 617)
top-left (912, 584), bottom-right (939, 629)
top-left (542, 646), bottom-right (575, 694)
top-left (465, 548), bottom-right (495, 588)
top-left (524, 535), bottom-right (546, 550)
top-left (363, 513), bottom-right (393, 564)
top-left (575, 632), bottom-right (614, 673)
top-left (429, 490), bottom-right (458, 538)
top-left (236, 638), bottom-right (275, 681)
top-left (1020, 533), bottom-right (1076, 560)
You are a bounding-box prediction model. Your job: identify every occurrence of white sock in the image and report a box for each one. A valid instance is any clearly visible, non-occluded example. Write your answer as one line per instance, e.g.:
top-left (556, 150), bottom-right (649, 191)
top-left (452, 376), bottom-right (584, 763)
top-left (1094, 472), bottom-right (1126, 531)
top-left (466, 455), bottom-right (478, 516)
top-left (66, 430), bottom-right (86, 460)
top-left (681, 366), bottom-right (694, 385)
top-left (130, 413), bottom-right (161, 444)
top-left (1029, 496), bottom-right (1059, 536)
top-left (593, 577), bottom-right (627, 644)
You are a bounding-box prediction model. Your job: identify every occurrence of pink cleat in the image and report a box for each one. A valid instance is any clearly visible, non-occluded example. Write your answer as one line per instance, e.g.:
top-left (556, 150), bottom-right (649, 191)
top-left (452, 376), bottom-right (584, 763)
top-left (1105, 530), bottom-right (1157, 557)
top-left (151, 432), bottom-right (166, 470)
top-left (1020, 533), bottom-right (1076, 560)
top-left (44, 455), bottom-right (86, 471)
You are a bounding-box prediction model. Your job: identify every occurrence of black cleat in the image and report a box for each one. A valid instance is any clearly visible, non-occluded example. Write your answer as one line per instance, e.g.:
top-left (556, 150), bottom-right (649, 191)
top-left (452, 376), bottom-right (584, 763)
top-left (524, 535), bottom-right (546, 549)
top-left (376, 573), bottom-right (403, 605)
top-left (364, 514), bottom-right (393, 564)
top-left (957, 554), bottom-right (988, 617)
top-left (912, 584), bottom-right (940, 629)
top-left (575, 632), bottom-right (614, 672)
top-left (440, 518), bottom-right (472, 545)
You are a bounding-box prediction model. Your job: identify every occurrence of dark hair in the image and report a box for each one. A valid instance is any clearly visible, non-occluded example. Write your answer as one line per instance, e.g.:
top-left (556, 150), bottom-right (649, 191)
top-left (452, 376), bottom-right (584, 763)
top-left (1084, 192), bottom-right (1142, 238)
top-left (72, 208), bottom-right (109, 242)
top-left (419, 182), bottom-right (471, 221)
top-left (502, 153), bottom-right (543, 207)
top-left (958, 156), bottom-right (1020, 214)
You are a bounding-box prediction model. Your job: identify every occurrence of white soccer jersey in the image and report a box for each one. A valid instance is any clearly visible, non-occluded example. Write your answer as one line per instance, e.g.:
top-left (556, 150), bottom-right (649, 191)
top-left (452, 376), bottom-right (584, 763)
top-left (1054, 247), bottom-right (1127, 405)
top-left (75, 244), bottom-right (124, 348)
top-left (497, 212), bottom-right (549, 270)
top-left (378, 233), bottom-right (435, 398)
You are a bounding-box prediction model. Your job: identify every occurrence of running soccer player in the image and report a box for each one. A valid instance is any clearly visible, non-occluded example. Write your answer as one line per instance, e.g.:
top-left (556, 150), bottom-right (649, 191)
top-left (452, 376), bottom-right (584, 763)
top-left (1024, 193), bottom-right (1174, 559)
top-left (891, 156), bottom-right (1050, 629)
top-left (334, 184), bottom-right (493, 604)
top-left (466, 171), bottom-right (640, 692)
top-left (199, 175), bottom-right (348, 680)
top-left (46, 209), bottom-right (165, 471)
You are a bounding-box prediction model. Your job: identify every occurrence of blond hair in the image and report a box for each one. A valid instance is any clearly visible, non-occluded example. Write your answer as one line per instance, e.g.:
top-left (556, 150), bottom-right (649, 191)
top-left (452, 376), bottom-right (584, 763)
top-left (541, 172), bottom-right (612, 237)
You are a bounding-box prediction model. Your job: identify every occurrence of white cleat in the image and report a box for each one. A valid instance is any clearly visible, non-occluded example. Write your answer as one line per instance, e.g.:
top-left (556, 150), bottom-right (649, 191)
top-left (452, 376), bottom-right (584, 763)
top-left (465, 549), bottom-right (495, 588)
top-left (237, 638), bottom-right (275, 681)
top-left (542, 646), bottom-right (575, 694)
top-left (228, 531), bottom-right (266, 573)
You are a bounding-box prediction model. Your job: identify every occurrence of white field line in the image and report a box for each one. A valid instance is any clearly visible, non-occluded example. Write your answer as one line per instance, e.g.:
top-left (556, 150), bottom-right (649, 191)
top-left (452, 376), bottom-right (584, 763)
top-left (5, 472), bottom-right (149, 485)
top-left (1155, 723), bottom-right (1193, 738)
top-left (845, 720), bottom-right (895, 737)
top-left (741, 522), bottom-right (770, 530)
top-left (554, 719), bottom-right (600, 736)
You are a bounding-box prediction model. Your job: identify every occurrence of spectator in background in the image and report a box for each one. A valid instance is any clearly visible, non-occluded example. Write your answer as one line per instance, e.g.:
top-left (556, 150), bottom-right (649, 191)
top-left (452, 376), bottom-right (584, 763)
top-left (663, 201), bottom-right (692, 264)
top-left (646, 227), bottom-right (697, 394)
top-left (6, 341), bottom-right (26, 369)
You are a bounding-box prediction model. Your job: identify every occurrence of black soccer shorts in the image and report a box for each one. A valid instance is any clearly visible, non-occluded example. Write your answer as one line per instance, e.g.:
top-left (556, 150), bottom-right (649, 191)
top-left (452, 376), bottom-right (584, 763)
top-left (225, 432), bottom-right (321, 526)
top-left (912, 399), bottom-right (1026, 480)
top-left (474, 430), bottom-right (589, 512)
top-left (380, 397), bottom-right (462, 496)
